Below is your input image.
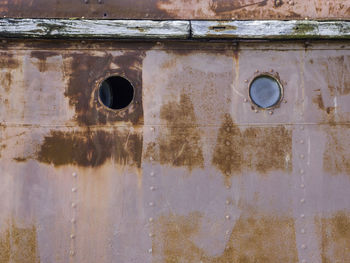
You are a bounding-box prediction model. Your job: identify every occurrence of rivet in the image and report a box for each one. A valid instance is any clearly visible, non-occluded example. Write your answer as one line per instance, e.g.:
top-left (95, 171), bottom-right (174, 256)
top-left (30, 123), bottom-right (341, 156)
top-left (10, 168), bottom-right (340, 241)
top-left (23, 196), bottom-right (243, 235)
top-left (150, 171), bottom-right (155, 177)
top-left (71, 203), bottom-right (76, 208)
top-left (269, 111), bottom-right (273, 115)
top-left (149, 217), bottom-right (153, 222)
top-left (300, 126), bottom-right (304, 130)
top-left (72, 188), bottom-right (77, 192)
top-left (225, 199), bottom-right (230, 205)
top-left (225, 230), bottom-right (230, 235)
top-left (72, 172), bottom-right (77, 177)
top-left (300, 184), bottom-right (305, 188)
top-left (244, 79), bottom-right (248, 83)
top-left (270, 69), bottom-right (274, 73)
top-left (226, 127), bottom-right (231, 132)
top-left (305, 17), bottom-right (309, 20)
top-left (71, 218), bottom-right (76, 224)
top-left (156, 41), bottom-right (162, 45)
top-left (149, 202), bottom-right (154, 207)
top-left (225, 140), bottom-right (231, 146)
top-left (255, 70), bottom-right (259, 73)
top-left (300, 169), bottom-right (304, 174)
top-left (300, 199), bottom-right (305, 203)
top-left (81, 40), bottom-right (86, 44)
top-left (300, 140), bottom-right (304, 144)
top-left (148, 248), bottom-right (153, 253)
top-left (150, 186), bottom-right (155, 191)
top-left (148, 233), bottom-right (154, 237)
top-left (226, 184), bottom-right (231, 189)
top-left (70, 234), bottom-right (75, 239)
top-left (149, 156), bottom-right (153, 161)
top-left (300, 214), bottom-right (305, 218)
top-left (70, 250), bottom-right (75, 256)
top-left (301, 244), bottom-right (307, 249)
top-left (284, 100), bottom-right (287, 103)
top-left (301, 229), bottom-right (305, 234)
top-left (254, 109), bottom-right (259, 113)
top-left (244, 98), bottom-right (248, 102)
top-left (225, 215), bottom-right (230, 220)
top-left (300, 154), bottom-right (305, 159)
top-left (150, 127), bottom-right (155, 131)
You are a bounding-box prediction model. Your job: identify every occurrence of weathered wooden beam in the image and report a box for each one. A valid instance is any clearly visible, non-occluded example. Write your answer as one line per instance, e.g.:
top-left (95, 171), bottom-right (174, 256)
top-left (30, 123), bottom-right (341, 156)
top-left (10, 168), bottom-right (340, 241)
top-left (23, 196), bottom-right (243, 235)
top-left (0, 19), bottom-right (349, 40)
top-left (0, 19), bottom-right (190, 39)
top-left (191, 20), bottom-right (350, 39)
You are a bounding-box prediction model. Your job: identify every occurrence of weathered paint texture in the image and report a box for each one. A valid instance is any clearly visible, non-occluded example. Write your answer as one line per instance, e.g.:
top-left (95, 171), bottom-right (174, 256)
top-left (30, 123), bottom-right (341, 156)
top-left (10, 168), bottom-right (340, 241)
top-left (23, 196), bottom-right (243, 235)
top-left (316, 212), bottom-right (350, 263)
top-left (0, 222), bottom-right (40, 263)
top-left (37, 129), bottom-right (142, 168)
top-left (152, 212), bottom-right (298, 263)
top-left (1, 0), bottom-right (347, 20)
top-left (323, 126), bottom-right (350, 175)
top-left (212, 115), bottom-right (292, 182)
top-left (145, 93), bottom-right (204, 170)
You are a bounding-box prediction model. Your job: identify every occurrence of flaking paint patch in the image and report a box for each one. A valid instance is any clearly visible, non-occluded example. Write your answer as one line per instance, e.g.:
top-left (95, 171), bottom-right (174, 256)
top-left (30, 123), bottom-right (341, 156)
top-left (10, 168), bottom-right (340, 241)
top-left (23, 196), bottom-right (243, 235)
top-left (145, 93), bottom-right (204, 171)
top-left (316, 212), bottom-right (350, 263)
top-left (212, 115), bottom-right (292, 183)
top-left (36, 129), bottom-right (142, 168)
top-left (0, 222), bottom-right (40, 263)
top-left (64, 51), bottom-right (144, 126)
top-left (152, 213), bottom-right (298, 263)
top-left (323, 126), bottom-right (350, 175)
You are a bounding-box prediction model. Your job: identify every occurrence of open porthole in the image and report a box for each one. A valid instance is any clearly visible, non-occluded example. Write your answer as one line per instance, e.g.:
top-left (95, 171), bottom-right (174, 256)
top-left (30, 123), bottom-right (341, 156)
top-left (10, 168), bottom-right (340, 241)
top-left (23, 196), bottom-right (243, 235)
top-left (249, 75), bottom-right (282, 109)
top-left (98, 76), bottom-right (134, 110)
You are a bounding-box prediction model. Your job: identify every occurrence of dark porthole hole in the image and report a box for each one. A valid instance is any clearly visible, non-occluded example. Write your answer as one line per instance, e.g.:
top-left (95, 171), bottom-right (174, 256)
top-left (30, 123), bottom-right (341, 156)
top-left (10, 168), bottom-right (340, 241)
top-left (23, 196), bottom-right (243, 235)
top-left (103, 13), bottom-right (108, 17)
top-left (98, 76), bottom-right (134, 110)
top-left (249, 75), bottom-right (282, 109)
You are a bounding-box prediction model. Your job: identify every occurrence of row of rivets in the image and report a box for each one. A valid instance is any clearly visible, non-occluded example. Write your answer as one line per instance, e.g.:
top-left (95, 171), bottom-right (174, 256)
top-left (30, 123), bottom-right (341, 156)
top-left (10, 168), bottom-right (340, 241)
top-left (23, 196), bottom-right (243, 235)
top-left (298, 126), bottom-right (307, 263)
top-left (70, 172), bottom-right (78, 260)
top-left (148, 127), bottom-right (156, 255)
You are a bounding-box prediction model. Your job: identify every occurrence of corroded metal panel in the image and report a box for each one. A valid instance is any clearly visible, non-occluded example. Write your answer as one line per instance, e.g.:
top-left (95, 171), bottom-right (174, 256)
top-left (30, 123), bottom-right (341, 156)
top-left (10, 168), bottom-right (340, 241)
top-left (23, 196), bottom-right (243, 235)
top-left (0, 41), bottom-right (349, 263)
top-left (0, 0), bottom-right (349, 20)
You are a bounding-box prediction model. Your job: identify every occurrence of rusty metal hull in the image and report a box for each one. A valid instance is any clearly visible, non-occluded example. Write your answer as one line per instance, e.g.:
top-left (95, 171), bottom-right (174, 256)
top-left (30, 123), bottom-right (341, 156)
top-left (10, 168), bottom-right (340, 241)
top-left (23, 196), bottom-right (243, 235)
top-left (0, 0), bottom-right (349, 20)
top-left (0, 40), bottom-right (350, 262)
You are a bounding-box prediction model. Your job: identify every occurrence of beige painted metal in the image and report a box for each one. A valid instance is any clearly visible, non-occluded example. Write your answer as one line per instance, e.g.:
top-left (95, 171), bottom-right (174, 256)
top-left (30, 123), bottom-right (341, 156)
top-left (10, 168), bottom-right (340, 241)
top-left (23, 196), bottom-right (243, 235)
top-left (0, 40), bottom-right (349, 263)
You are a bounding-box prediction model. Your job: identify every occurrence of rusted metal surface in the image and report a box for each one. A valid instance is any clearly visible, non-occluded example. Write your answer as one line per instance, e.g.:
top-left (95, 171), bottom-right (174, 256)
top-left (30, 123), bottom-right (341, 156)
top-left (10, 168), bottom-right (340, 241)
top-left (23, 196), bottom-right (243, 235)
top-left (0, 0), bottom-right (349, 20)
top-left (1, 19), bottom-right (350, 40)
top-left (0, 40), bottom-right (350, 263)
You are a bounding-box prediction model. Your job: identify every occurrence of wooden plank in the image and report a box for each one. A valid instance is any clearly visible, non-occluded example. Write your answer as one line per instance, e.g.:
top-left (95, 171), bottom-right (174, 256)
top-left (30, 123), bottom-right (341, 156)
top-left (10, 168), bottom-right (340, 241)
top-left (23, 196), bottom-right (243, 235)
top-left (191, 20), bottom-right (350, 39)
top-left (0, 19), bottom-right (190, 39)
top-left (0, 19), bottom-right (349, 40)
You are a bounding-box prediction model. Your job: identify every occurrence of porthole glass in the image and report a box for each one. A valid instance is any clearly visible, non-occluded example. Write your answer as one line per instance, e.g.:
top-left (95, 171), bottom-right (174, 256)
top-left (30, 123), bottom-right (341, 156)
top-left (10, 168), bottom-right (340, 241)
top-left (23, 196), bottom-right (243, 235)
top-left (99, 76), bottom-right (134, 110)
top-left (249, 75), bottom-right (282, 109)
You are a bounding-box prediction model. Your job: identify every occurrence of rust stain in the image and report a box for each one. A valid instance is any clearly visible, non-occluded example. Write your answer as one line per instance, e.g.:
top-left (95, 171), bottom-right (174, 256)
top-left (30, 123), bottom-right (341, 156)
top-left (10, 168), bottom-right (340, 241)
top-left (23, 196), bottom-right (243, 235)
top-left (316, 212), bottom-right (350, 263)
top-left (152, 212), bottom-right (298, 263)
top-left (145, 93), bottom-right (204, 171)
top-left (0, 72), bottom-right (12, 93)
top-left (212, 115), bottom-right (292, 183)
top-left (30, 51), bottom-right (59, 72)
top-left (312, 93), bottom-right (335, 125)
top-left (323, 126), bottom-right (350, 175)
top-left (211, 0), bottom-right (268, 13)
top-left (0, 221), bottom-right (40, 263)
top-left (0, 53), bottom-right (19, 69)
top-left (64, 51), bottom-right (144, 126)
top-left (319, 56), bottom-right (350, 96)
top-left (35, 129), bottom-right (142, 168)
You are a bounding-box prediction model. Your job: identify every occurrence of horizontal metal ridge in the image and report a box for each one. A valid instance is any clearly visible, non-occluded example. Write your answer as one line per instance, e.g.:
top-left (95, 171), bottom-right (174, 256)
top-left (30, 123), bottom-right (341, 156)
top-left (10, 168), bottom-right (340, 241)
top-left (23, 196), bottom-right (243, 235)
top-left (0, 18), bottom-right (349, 40)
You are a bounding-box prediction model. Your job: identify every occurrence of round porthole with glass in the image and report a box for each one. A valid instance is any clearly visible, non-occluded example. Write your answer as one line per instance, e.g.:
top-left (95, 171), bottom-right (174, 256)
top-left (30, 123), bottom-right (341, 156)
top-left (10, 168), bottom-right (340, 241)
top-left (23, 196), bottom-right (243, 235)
top-left (249, 75), bottom-right (282, 109)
